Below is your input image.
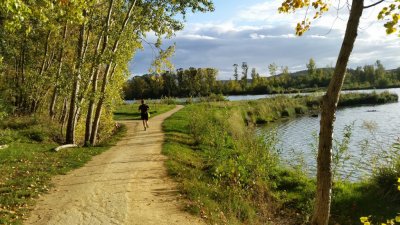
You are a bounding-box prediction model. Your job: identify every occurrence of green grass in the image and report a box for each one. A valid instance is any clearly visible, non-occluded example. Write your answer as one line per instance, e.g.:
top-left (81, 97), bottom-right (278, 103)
top-left (113, 102), bottom-right (175, 120)
top-left (0, 124), bottom-right (126, 225)
top-left (331, 180), bottom-right (400, 224)
top-left (162, 94), bottom-right (400, 224)
top-left (338, 91), bottom-right (398, 107)
top-left (162, 103), bottom-right (316, 224)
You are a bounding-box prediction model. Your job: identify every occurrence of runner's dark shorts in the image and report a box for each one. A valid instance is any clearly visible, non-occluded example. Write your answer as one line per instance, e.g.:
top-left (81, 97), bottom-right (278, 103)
top-left (141, 112), bottom-right (149, 120)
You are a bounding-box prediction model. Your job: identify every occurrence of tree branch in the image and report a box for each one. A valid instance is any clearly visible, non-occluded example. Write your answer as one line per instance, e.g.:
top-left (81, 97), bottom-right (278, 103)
top-left (364, 0), bottom-right (385, 9)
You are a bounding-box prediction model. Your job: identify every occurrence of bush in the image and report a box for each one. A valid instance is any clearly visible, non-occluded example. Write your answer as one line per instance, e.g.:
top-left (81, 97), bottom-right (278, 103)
top-left (160, 96), bottom-right (178, 105)
top-left (22, 128), bottom-right (46, 142)
top-left (185, 96), bottom-right (194, 104)
top-left (338, 91), bottom-right (398, 106)
top-left (305, 98), bottom-right (321, 108)
top-left (198, 93), bottom-right (227, 102)
top-left (0, 116), bottom-right (39, 129)
top-left (0, 116), bottom-right (63, 144)
top-left (371, 157), bottom-right (400, 202)
top-left (294, 106), bottom-right (306, 114)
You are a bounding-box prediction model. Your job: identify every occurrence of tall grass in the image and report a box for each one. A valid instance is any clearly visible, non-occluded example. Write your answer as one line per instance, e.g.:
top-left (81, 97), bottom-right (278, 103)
top-left (163, 102), bottom-right (315, 224)
top-left (163, 92), bottom-right (399, 224)
top-left (338, 91), bottom-right (398, 107)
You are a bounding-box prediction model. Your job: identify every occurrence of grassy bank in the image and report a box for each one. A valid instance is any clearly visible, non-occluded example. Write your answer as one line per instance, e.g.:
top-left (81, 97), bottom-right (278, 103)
top-left (113, 102), bottom-right (175, 120)
top-left (0, 116), bottom-right (126, 225)
top-left (338, 91), bottom-right (398, 107)
top-left (162, 99), bottom-right (317, 224)
top-left (162, 92), bottom-right (399, 224)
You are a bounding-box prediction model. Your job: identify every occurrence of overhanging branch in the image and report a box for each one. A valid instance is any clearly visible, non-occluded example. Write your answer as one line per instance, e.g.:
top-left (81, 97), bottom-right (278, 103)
top-left (364, 0), bottom-right (385, 9)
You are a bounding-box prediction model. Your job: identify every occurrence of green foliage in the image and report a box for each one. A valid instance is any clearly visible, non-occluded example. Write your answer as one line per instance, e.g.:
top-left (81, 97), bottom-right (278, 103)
top-left (0, 0), bottom-right (214, 145)
top-left (0, 129), bottom-right (19, 145)
top-left (338, 91), bottom-right (398, 106)
top-left (124, 61), bottom-right (400, 99)
top-left (330, 142), bottom-right (400, 224)
top-left (372, 156), bottom-right (400, 203)
top-left (163, 101), bottom-right (316, 224)
top-left (198, 93), bottom-right (227, 102)
top-left (125, 67), bottom-right (219, 99)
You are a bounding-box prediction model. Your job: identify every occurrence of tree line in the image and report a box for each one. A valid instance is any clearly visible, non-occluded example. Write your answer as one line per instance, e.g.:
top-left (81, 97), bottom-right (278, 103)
top-left (0, 0), bottom-right (213, 145)
top-left (124, 59), bottom-right (400, 99)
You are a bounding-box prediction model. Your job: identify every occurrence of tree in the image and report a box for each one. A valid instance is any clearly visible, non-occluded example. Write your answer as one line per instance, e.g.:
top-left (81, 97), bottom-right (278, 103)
top-left (0, 0), bottom-right (214, 146)
top-left (307, 58), bottom-right (317, 76)
top-left (250, 67), bottom-right (259, 87)
top-left (268, 63), bottom-right (278, 76)
top-left (233, 63), bottom-right (239, 81)
top-left (279, 0), bottom-right (374, 224)
top-left (241, 62), bottom-right (249, 89)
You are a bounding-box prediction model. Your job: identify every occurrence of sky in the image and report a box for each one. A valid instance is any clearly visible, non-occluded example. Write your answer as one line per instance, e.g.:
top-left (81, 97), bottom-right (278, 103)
top-left (129, 0), bottom-right (400, 80)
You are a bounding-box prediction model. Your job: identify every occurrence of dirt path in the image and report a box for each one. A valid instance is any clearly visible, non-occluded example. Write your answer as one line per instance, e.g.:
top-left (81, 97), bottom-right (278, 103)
top-left (25, 105), bottom-right (205, 225)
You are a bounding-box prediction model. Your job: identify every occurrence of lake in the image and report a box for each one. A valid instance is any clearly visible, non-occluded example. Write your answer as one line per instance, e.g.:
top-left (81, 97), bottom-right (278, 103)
top-left (258, 88), bottom-right (400, 181)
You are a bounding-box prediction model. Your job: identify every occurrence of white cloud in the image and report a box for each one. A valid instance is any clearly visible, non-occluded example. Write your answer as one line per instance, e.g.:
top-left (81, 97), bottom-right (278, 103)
top-left (179, 34), bottom-right (217, 40)
top-left (130, 1), bottom-right (400, 80)
top-left (250, 33), bottom-right (297, 39)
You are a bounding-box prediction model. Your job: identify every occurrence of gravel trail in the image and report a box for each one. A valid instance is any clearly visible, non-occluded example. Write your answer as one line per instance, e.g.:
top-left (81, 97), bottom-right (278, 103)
top-left (25, 105), bottom-right (205, 225)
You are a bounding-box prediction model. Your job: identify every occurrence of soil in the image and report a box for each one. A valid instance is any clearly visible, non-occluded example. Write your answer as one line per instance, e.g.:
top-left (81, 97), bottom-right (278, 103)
top-left (25, 105), bottom-right (205, 225)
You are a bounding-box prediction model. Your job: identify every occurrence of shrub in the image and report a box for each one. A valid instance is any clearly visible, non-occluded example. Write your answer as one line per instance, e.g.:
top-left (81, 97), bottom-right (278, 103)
top-left (198, 93), bottom-right (227, 102)
top-left (0, 116), bottom-right (39, 129)
top-left (22, 128), bottom-right (46, 142)
top-left (160, 96), bottom-right (178, 105)
top-left (294, 106), bottom-right (306, 114)
top-left (338, 91), bottom-right (398, 106)
top-left (371, 157), bottom-right (400, 202)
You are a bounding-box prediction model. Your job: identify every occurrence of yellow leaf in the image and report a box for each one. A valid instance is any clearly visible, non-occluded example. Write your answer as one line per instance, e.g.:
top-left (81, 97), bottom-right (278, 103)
top-left (360, 217), bottom-right (369, 223)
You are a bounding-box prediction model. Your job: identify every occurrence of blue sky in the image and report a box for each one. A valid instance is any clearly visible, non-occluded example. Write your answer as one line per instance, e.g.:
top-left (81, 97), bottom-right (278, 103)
top-left (129, 0), bottom-right (400, 79)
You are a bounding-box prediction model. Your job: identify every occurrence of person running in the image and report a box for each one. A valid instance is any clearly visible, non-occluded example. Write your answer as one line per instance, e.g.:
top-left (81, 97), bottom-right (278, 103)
top-left (138, 99), bottom-right (150, 131)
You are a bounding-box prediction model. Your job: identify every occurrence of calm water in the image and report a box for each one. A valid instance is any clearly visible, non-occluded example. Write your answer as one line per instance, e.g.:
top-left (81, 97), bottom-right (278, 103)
top-left (258, 88), bottom-right (400, 181)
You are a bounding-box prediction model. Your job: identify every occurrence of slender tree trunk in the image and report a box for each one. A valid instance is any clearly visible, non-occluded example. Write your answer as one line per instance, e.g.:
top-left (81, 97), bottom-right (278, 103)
top-left (83, 0), bottom-right (114, 146)
top-left (66, 13), bottom-right (87, 144)
top-left (87, 0), bottom-right (115, 145)
top-left (72, 27), bottom-right (92, 129)
top-left (59, 97), bottom-right (68, 124)
top-left (60, 97), bottom-right (68, 139)
top-left (30, 31), bottom-right (52, 114)
top-left (90, 0), bottom-right (136, 145)
top-left (90, 63), bottom-right (112, 145)
top-left (50, 24), bottom-right (68, 119)
top-left (109, 63), bottom-right (118, 81)
top-left (84, 31), bottom-right (104, 146)
top-left (311, 1), bottom-right (363, 224)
